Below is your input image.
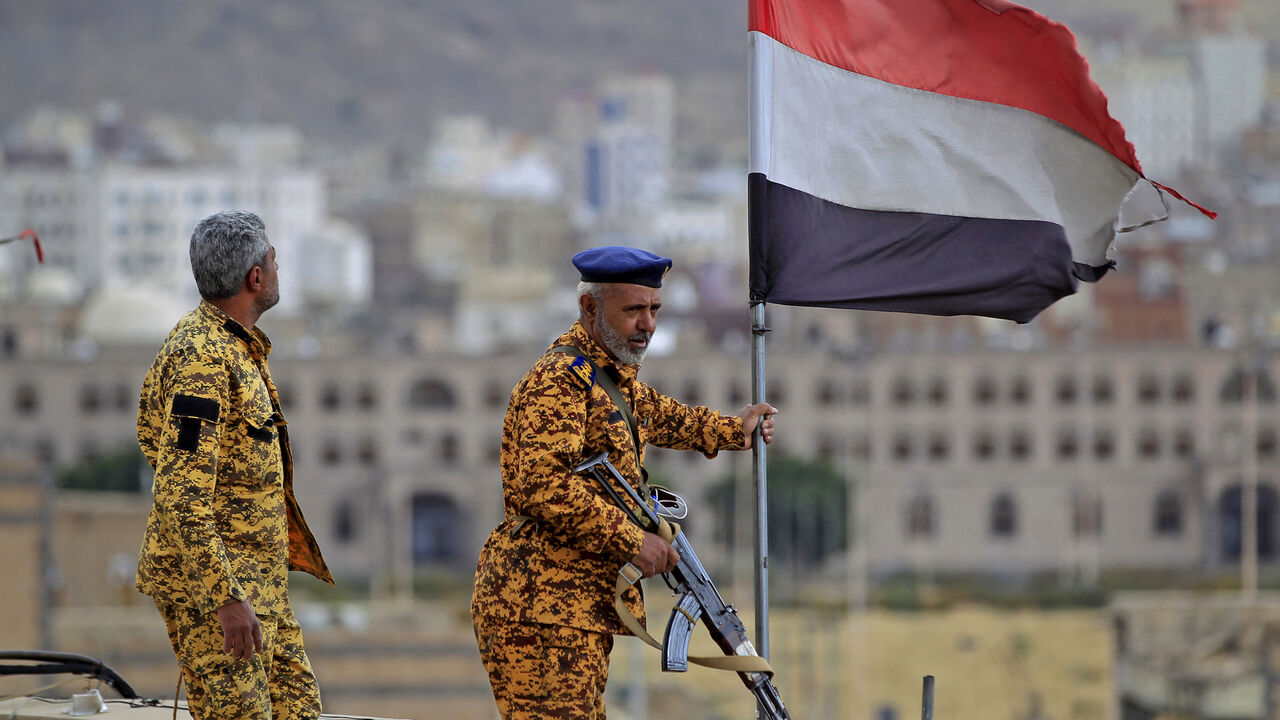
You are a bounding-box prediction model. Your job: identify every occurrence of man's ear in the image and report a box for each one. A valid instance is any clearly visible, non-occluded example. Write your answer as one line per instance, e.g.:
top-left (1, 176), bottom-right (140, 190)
top-left (246, 265), bottom-right (263, 292)
top-left (578, 292), bottom-right (597, 319)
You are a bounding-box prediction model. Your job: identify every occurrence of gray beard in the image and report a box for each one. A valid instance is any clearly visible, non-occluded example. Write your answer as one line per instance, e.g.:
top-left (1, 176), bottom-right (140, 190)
top-left (597, 309), bottom-right (648, 366)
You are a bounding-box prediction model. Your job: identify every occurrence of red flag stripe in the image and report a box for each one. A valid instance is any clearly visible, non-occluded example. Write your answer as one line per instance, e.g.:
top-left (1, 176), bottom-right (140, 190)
top-left (748, 0), bottom-right (1142, 174)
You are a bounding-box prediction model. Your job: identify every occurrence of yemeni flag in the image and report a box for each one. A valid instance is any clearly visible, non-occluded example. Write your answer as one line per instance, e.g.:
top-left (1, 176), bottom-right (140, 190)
top-left (747, 0), bottom-right (1213, 323)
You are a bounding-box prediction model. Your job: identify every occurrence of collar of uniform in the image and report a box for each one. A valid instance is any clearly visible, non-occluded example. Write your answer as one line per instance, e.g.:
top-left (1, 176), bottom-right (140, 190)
top-left (197, 300), bottom-right (273, 356)
top-left (556, 320), bottom-right (639, 386)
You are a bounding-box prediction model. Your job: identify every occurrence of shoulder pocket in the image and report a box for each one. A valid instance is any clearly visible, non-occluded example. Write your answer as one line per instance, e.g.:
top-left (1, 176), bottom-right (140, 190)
top-left (170, 394), bottom-right (221, 453)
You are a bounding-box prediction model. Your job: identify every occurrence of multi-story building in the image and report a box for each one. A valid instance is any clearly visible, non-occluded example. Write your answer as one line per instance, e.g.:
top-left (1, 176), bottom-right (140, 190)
top-left (2, 298), bottom-right (1276, 588)
top-left (0, 164), bottom-right (371, 316)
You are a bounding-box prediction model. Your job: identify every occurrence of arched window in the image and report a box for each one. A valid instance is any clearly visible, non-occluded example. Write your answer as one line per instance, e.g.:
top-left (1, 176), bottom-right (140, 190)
top-left (408, 378), bottom-right (457, 409)
top-left (907, 494), bottom-right (935, 539)
top-left (1009, 430), bottom-right (1033, 462)
top-left (974, 431), bottom-right (997, 461)
top-left (927, 431), bottom-right (949, 462)
top-left (1154, 490), bottom-right (1182, 536)
top-left (1072, 493), bottom-right (1102, 537)
top-left (356, 382), bottom-right (378, 411)
top-left (991, 493), bottom-right (1017, 538)
top-left (1057, 427), bottom-right (1079, 460)
top-left (411, 493), bottom-right (463, 564)
top-left (1137, 428), bottom-right (1161, 460)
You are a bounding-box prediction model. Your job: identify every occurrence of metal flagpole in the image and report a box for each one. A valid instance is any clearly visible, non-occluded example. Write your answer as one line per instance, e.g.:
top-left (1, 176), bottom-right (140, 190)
top-left (748, 16), bottom-right (775, 676)
top-left (751, 302), bottom-right (770, 664)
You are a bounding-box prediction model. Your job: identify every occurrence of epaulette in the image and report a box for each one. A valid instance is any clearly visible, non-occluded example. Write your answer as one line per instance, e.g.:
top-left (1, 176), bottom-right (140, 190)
top-left (566, 354), bottom-right (596, 390)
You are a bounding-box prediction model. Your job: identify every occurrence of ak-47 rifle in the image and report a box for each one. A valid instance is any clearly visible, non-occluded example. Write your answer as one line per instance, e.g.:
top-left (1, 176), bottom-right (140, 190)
top-left (574, 452), bottom-right (792, 720)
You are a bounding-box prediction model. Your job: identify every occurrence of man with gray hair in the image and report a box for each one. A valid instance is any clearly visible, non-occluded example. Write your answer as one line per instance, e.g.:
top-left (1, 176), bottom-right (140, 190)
top-left (472, 245), bottom-right (777, 719)
top-left (136, 210), bottom-right (333, 720)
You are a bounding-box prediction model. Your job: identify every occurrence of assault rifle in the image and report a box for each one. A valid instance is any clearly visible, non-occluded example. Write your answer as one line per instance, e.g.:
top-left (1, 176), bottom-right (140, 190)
top-left (574, 452), bottom-right (792, 720)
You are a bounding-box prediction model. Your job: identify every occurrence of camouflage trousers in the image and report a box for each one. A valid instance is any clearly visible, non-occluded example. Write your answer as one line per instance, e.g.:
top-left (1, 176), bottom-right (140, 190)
top-left (474, 616), bottom-right (614, 719)
top-left (157, 601), bottom-right (321, 720)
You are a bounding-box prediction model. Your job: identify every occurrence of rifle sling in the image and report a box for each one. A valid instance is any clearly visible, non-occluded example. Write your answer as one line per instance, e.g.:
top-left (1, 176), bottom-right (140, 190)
top-left (614, 517), bottom-right (776, 677)
top-left (545, 346), bottom-right (773, 676)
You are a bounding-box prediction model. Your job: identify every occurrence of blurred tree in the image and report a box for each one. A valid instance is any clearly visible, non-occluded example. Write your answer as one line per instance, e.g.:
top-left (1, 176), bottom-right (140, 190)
top-left (708, 454), bottom-right (850, 568)
top-left (58, 446), bottom-right (148, 492)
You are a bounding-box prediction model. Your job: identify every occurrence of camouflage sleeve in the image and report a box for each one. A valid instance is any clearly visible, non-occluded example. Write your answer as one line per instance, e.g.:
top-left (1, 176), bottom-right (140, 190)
top-left (511, 355), bottom-right (646, 561)
top-left (637, 381), bottom-right (745, 458)
top-left (150, 348), bottom-right (246, 610)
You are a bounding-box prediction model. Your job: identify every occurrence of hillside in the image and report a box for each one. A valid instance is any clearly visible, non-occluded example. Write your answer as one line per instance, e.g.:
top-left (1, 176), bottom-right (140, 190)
top-left (1, 0), bottom-right (1273, 161)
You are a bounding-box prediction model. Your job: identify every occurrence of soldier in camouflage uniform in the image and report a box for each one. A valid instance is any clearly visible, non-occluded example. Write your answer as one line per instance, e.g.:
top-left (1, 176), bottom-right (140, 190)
top-left (471, 246), bottom-right (777, 719)
top-left (136, 211), bottom-right (333, 720)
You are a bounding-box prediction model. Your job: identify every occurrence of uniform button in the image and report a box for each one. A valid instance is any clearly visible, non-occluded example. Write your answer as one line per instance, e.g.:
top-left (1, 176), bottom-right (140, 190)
top-left (260, 568), bottom-right (269, 574)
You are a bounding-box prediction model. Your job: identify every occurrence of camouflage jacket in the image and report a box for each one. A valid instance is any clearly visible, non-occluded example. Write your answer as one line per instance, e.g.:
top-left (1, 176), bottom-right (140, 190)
top-left (471, 320), bottom-right (744, 633)
top-left (136, 301), bottom-right (332, 616)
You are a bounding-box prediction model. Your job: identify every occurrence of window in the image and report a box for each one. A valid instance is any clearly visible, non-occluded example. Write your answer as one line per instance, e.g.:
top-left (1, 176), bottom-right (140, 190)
top-left (1154, 490), bottom-right (1182, 536)
top-left (356, 383), bottom-right (378, 411)
top-left (891, 377), bottom-right (915, 407)
top-left (334, 501), bottom-right (358, 543)
top-left (1055, 376), bottom-right (1078, 405)
top-left (1009, 430), bottom-right (1033, 462)
top-left (1174, 428), bottom-right (1196, 460)
top-left (1137, 428), bottom-right (1161, 460)
top-left (927, 377), bottom-right (948, 406)
top-left (1010, 376), bottom-right (1032, 406)
top-left (907, 495), bottom-right (935, 539)
top-left (892, 433), bottom-right (914, 463)
top-left (1092, 376), bottom-right (1114, 405)
top-left (1057, 428), bottom-right (1079, 460)
top-left (1072, 493), bottom-right (1102, 537)
top-left (356, 438), bottom-right (378, 466)
top-left (441, 433), bottom-right (460, 466)
top-left (974, 431), bottom-right (996, 461)
top-left (80, 384), bottom-right (101, 414)
top-left (817, 434), bottom-right (840, 462)
top-left (1259, 427), bottom-right (1277, 459)
top-left (408, 378), bottom-right (457, 409)
top-left (320, 383), bottom-right (341, 411)
top-left (727, 381), bottom-right (747, 407)
top-left (1136, 375), bottom-right (1161, 405)
top-left (15, 381), bottom-right (39, 415)
top-left (816, 379), bottom-right (839, 407)
top-left (1171, 374), bottom-right (1195, 404)
top-left (484, 382), bottom-right (508, 409)
top-left (973, 376), bottom-right (997, 406)
top-left (991, 493), bottom-right (1017, 538)
top-left (320, 439), bottom-right (342, 466)
top-left (1093, 429), bottom-right (1115, 460)
top-left (1220, 367), bottom-right (1277, 403)
top-left (411, 493), bottom-right (462, 564)
top-left (112, 383), bottom-right (132, 411)
top-left (927, 432), bottom-right (949, 462)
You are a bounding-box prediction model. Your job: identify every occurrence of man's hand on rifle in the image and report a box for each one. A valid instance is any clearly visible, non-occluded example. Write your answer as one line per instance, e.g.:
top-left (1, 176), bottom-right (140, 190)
top-left (737, 403), bottom-right (778, 450)
top-left (631, 531), bottom-right (680, 578)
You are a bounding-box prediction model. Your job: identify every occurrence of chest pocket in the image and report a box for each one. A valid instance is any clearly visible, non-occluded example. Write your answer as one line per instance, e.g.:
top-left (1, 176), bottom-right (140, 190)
top-left (223, 374), bottom-right (281, 484)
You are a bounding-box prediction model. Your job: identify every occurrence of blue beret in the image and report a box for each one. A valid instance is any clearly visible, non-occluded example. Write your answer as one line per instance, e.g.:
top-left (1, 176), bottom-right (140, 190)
top-left (572, 246), bottom-right (673, 288)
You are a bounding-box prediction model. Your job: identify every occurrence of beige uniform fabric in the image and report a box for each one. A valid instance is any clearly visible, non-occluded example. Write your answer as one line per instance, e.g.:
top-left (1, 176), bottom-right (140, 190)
top-left (136, 301), bottom-right (331, 719)
top-left (159, 601), bottom-right (320, 720)
top-left (471, 320), bottom-right (744, 718)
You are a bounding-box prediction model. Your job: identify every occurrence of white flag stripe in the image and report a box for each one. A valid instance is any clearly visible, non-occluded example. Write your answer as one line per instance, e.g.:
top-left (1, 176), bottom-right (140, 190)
top-left (752, 31), bottom-right (1140, 266)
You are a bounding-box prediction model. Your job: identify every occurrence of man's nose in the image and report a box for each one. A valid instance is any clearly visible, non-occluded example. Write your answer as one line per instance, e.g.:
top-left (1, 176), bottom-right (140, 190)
top-left (638, 310), bottom-right (656, 332)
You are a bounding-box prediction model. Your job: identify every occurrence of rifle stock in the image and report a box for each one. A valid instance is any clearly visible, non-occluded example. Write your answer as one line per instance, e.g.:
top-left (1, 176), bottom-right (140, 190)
top-left (574, 452), bottom-right (793, 720)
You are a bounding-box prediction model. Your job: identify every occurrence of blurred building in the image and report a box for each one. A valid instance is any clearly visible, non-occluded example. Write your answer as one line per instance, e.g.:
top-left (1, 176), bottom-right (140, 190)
top-left (556, 72), bottom-right (674, 226)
